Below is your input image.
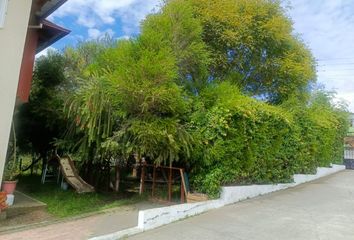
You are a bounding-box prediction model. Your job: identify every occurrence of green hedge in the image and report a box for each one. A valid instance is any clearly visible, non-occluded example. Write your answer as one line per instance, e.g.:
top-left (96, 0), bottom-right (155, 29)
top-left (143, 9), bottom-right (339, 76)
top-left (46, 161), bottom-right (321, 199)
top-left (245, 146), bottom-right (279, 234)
top-left (189, 82), bottom-right (349, 197)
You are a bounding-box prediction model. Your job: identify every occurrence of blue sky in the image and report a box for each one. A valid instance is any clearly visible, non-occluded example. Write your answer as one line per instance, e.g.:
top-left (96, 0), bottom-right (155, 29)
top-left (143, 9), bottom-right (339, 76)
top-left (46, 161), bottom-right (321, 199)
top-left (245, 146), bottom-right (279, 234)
top-left (43, 0), bottom-right (354, 111)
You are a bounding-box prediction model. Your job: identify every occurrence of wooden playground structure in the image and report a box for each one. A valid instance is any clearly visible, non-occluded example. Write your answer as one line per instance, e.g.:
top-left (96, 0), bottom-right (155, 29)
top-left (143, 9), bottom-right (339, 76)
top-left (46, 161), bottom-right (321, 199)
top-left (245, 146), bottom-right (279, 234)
top-left (135, 161), bottom-right (207, 204)
top-left (31, 151), bottom-right (207, 203)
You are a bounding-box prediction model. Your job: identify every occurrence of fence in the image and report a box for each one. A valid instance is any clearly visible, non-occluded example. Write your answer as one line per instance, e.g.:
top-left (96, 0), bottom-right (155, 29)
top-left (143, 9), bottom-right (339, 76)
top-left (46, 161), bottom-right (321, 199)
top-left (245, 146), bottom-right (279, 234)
top-left (136, 163), bottom-right (186, 204)
top-left (344, 147), bottom-right (354, 160)
top-left (344, 147), bottom-right (354, 169)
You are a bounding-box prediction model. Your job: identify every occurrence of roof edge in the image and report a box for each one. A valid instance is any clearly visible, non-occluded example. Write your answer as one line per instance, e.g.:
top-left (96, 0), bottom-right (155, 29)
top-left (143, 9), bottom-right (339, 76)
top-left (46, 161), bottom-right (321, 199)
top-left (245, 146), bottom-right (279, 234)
top-left (37, 0), bottom-right (67, 19)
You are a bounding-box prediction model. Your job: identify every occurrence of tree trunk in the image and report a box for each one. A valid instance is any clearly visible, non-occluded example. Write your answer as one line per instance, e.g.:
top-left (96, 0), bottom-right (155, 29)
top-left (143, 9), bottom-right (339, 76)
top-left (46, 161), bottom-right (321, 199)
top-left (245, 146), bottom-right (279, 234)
top-left (114, 163), bottom-right (120, 192)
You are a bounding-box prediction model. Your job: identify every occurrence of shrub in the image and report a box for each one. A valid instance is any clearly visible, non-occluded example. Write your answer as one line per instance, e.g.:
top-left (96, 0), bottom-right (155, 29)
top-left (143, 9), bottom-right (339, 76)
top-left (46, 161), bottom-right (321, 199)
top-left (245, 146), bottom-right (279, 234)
top-left (189, 83), bottom-right (349, 197)
top-left (189, 82), bottom-right (292, 196)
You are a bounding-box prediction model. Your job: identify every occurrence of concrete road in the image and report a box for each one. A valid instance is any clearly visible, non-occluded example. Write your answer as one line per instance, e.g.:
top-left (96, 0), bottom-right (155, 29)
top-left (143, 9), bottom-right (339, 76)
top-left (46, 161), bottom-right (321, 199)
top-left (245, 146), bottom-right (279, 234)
top-left (129, 170), bottom-right (354, 240)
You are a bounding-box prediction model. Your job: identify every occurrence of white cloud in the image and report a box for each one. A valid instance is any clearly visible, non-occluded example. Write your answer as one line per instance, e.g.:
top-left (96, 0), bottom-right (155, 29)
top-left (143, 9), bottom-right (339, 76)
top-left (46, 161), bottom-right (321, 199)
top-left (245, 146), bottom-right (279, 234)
top-left (35, 46), bottom-right (57, 58)
top-left (88, 28), bottom-right (101, 39)
top-left (88, 28), bottom-right (115, 39)
top-left (51, 0), bottom-right (160, 35)
top-left (336, 92), bottom-right (354, 112)
top-left (117, 35), bottom-right (131, 40)
top-left (288, 0), bottom-right (354, 111)
top-left (77, 14), bottom-right (97, 28)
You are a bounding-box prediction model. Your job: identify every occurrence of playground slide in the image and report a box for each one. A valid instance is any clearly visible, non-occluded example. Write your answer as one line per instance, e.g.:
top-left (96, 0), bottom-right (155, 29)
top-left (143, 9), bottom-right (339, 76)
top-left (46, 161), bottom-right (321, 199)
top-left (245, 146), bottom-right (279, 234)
top-left (59, 157), bottom-right (95, 193)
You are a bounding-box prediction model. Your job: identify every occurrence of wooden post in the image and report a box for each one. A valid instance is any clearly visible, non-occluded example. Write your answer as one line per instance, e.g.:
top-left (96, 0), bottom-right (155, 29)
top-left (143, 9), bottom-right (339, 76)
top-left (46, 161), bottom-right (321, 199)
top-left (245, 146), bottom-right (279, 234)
top-left (168, 162), bottom-right (172, 202)
top-left (180, 169), bottom-right (187, 200)
top-left (114, 162), bottom-right (120, 192)
top-left (180, 180), bottom-right (185, 203)
top-left (152, 165), bottom-right (156, 197)
top-left (180, 169), bottom-right (187, 196)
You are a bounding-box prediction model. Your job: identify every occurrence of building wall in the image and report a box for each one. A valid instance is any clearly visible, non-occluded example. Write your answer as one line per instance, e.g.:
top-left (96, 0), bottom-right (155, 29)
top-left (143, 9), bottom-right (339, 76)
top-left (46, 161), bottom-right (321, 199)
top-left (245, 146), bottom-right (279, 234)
top-left (0, 0), bottom-right (33, 182)
top-left (17, 29), bottom-right (39, 102)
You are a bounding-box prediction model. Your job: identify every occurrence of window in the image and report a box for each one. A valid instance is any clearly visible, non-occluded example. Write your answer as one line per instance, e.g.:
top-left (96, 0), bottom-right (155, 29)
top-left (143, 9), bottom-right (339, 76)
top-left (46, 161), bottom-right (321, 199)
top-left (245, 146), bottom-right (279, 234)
top-left (0, 0), bottom-right (8, 28)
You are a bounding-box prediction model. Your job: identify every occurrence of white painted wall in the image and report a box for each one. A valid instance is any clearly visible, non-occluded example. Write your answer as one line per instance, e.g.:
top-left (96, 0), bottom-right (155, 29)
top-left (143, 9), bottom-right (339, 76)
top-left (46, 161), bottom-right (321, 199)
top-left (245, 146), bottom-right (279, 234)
top-left (138, 164), bottom-right (345, 231)
top-left (0, 0), bottom-right (32, 183)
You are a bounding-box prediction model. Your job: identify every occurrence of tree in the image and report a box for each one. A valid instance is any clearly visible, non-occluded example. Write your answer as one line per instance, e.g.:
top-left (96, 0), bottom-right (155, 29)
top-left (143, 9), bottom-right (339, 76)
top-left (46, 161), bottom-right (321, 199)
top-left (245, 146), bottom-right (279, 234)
top-left (183, 0), bottom-right (316, 103)
top-left (64, 34), bottom-right (194, 167)
top-left (16, 39), bottom-right (117, 179)
top-left (64, 75), bottom-right (115, 162)
top-left (141, 0), bottom-right (210, 93)
top-left (15, 0), bottom-right (347, 197)
top-left (102, 36), bottom-right (193, 165)
top-left (16, 51), bottom-right (68, 158)
top-left (58, 38), bottom-right (118, 161)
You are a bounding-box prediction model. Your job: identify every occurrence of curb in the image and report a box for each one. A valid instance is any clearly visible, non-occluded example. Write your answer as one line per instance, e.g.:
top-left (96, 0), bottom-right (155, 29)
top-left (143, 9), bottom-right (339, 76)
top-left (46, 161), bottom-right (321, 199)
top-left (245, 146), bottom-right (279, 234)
top-left (89, 227), bottom-right (142, 240)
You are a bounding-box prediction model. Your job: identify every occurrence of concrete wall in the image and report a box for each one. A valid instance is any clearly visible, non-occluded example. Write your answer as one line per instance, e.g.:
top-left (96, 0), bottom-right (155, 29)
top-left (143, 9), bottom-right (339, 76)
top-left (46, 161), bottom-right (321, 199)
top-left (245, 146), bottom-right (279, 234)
top-left (0, 0), bottom-right (32, 183)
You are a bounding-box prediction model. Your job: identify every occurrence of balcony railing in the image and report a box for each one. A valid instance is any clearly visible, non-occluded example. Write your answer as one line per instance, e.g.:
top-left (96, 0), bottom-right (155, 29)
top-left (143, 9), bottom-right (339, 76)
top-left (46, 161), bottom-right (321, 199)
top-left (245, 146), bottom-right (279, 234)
top-left (344, 147), bottom-right (354, 160)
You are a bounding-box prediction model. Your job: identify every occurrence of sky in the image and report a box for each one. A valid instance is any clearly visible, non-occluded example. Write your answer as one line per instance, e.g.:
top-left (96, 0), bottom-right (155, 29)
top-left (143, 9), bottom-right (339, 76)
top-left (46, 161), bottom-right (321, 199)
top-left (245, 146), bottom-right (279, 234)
top-left (43, 0), bottom-right (354, 111)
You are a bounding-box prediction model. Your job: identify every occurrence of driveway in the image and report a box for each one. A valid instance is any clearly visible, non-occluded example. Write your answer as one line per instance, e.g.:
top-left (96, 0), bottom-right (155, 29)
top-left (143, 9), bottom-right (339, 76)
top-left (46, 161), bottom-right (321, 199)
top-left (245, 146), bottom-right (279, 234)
top-left (129, 170), bottom-right (354, 240)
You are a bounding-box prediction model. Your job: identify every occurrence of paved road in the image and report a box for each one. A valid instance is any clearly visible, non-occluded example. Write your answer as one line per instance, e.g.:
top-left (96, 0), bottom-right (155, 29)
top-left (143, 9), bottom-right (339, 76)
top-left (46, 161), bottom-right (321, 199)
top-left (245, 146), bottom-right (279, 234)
top-left (129, 170), bottom-right (354, 240)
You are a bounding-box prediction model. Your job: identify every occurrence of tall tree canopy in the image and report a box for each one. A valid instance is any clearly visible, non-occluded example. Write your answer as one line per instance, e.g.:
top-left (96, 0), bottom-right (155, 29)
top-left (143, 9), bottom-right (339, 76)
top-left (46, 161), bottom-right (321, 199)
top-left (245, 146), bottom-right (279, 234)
top-left (147, 0), bottom-right (316, 103)
top-left (141, 0), bottom-right (210, 93)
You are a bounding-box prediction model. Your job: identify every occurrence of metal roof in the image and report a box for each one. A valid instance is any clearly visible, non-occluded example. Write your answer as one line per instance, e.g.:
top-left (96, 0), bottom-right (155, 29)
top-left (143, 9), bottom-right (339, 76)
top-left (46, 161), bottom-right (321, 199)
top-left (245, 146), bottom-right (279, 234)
top-left (36, 19), bottom-right (70, 53)
top-left (36, 0), bottom-right (67, 19)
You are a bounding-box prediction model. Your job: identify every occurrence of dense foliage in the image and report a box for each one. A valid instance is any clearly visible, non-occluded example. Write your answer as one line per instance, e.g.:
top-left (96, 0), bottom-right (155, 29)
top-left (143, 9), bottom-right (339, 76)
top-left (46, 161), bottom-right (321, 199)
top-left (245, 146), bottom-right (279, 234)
top-left (187, 0), bottom-right (316, 103)
top-left (189, 83), bottom-right (348, 197)
top-left (16, 52), bottom-right (68, 157)
top-left (16, 0), bottom-right (349, 196)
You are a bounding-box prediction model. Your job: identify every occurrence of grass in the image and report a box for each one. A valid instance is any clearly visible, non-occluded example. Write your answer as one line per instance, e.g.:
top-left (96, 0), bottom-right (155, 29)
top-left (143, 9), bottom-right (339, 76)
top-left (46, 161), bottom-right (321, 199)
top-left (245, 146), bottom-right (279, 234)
top-left (17, 174), bottom-right (146, 218)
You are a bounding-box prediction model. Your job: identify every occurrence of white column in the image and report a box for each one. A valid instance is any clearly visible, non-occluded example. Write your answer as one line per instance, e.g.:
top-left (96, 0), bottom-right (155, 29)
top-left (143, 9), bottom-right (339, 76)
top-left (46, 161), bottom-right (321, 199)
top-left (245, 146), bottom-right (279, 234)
top-left (0, 0), bottom-right (32, 183)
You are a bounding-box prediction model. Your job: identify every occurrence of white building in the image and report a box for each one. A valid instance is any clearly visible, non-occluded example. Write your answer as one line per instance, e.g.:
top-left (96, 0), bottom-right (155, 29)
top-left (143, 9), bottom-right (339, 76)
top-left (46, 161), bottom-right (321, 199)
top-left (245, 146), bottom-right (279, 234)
top-left (0, 0), bottom-right (69, 183)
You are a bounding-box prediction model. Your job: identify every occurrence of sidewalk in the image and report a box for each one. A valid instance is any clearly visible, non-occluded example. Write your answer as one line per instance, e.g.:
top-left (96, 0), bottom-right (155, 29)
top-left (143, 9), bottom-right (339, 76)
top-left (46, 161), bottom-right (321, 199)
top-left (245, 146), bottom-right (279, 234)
top-left (0, 202), bottom-right (161, 240)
